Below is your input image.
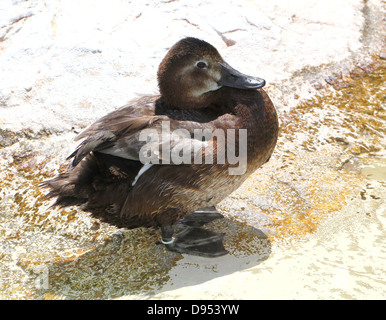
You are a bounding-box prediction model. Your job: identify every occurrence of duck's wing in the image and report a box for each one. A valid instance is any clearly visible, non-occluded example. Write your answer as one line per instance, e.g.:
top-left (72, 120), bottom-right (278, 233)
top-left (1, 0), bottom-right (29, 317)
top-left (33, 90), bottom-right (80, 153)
top-left (68, 95), bottom-right (166, 167)
top-left (68, 114), bottom-right (167, 167)
top-left (68, 104), bottom-right (227, 168)
top-left (74, 103), bottom-right (155, 141)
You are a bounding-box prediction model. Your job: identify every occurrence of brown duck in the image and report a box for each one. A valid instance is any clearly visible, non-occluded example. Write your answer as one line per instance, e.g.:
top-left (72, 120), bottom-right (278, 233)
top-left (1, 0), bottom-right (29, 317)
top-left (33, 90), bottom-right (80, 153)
top-left (42, 37), bottom-right (279, 257)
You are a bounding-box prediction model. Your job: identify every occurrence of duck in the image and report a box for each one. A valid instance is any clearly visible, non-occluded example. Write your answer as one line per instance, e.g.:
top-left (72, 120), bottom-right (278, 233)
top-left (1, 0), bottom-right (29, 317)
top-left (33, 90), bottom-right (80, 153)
top-left (42, 37), bottom-right (279, 257)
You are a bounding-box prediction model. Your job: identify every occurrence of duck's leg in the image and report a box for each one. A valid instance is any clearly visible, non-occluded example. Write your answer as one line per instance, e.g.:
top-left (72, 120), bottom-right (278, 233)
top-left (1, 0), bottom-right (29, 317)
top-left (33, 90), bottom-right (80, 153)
top-left (160, 225), bottom-right (175, 245)
top-left (159, 206), bottom-right (228, 257)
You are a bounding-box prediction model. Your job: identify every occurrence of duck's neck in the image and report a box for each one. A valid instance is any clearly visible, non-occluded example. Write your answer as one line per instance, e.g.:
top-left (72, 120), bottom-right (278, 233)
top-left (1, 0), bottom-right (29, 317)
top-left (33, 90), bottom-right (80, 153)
top-left (161, 90), bottom-right (219, 110)
top-left (155, 97), bottom-right (230, 122)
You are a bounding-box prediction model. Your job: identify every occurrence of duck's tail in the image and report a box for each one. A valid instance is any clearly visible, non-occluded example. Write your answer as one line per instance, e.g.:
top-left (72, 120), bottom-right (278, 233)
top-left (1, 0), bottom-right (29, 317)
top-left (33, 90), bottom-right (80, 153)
top-left (41, 152), bottom-right (140, 209)
top-left (41, 152), bottom-right (148, 228)
top-left (40, 153), bottom-right (100, 208)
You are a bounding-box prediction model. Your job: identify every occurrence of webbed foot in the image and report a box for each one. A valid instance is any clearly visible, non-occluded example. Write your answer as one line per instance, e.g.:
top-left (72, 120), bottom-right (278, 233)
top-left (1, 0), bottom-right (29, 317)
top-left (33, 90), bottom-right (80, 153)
top-left (158, 207), bottom-right (228, 257)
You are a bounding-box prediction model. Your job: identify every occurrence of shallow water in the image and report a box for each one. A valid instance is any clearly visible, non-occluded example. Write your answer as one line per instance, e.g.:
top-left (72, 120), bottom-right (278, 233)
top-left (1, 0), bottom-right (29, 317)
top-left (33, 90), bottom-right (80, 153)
top-left (0, 60), bottom-right (384, 299)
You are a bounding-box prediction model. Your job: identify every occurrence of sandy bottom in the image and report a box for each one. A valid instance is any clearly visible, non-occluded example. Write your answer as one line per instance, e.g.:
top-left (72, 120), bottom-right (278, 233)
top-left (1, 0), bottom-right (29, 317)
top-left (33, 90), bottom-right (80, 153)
top-left (146, 161), bottom-right (385, 300)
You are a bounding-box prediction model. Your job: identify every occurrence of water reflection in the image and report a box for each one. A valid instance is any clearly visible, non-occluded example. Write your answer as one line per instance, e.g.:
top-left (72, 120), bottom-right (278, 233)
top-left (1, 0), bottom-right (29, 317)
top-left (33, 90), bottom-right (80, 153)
top-left (28, 218), bottom-right (270, 299)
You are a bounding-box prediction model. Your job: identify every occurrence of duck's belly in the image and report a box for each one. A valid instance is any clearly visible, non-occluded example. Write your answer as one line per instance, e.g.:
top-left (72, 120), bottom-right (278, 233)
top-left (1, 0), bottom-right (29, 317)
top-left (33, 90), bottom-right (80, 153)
top-left (125, 154), bottom-right (270, 227)
top-left (167, 164), bottom-right (255, 212)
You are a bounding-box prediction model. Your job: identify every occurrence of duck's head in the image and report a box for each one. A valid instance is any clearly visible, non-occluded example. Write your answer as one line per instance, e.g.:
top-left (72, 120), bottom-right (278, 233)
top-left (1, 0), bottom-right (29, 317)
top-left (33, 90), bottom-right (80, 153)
top-left (157, 37), bottom-right (266, 109)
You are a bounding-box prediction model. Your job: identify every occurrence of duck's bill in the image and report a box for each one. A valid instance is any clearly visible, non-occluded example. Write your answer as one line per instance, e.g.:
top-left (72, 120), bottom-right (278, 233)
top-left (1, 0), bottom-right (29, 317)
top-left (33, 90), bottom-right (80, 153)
top-left (218, 62), bottom-right (265, 89)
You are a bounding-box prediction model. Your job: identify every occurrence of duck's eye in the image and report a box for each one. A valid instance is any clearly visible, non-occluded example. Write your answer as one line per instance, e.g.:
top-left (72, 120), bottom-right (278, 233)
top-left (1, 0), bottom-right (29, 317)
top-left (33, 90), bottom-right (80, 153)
top-left (195, 61), bottom-right (208, 69)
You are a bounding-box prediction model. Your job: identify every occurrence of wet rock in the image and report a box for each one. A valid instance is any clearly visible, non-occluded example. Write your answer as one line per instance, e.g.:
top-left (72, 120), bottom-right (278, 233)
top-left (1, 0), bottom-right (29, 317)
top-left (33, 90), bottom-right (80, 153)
top-left (339, 157), bottom-right (361, 172)
top-left (312, 81), bottom-right (324, 90)
top-left (0, 0), bottom-right (367, 136)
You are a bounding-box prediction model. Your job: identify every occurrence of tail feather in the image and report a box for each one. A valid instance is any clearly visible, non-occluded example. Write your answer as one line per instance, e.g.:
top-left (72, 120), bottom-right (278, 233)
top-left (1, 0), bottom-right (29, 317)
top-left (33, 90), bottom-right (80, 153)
top-left (41, 152), bottom-right (142, 212)
top-left (40, 154), bottom-right (100, 207)
top-left (41, 152), bottom-right (158, 228)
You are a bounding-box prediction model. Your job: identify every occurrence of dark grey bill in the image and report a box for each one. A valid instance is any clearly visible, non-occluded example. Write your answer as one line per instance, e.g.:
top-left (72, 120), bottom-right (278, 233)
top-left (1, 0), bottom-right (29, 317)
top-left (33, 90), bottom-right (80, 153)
top-left (217, 62), bottom-right (265, 89)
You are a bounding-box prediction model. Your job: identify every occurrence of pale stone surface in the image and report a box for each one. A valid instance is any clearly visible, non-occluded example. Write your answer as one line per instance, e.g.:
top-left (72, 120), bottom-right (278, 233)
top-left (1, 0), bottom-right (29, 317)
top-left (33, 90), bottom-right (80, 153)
top-left (1, 0), bottom-right (365, 134)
